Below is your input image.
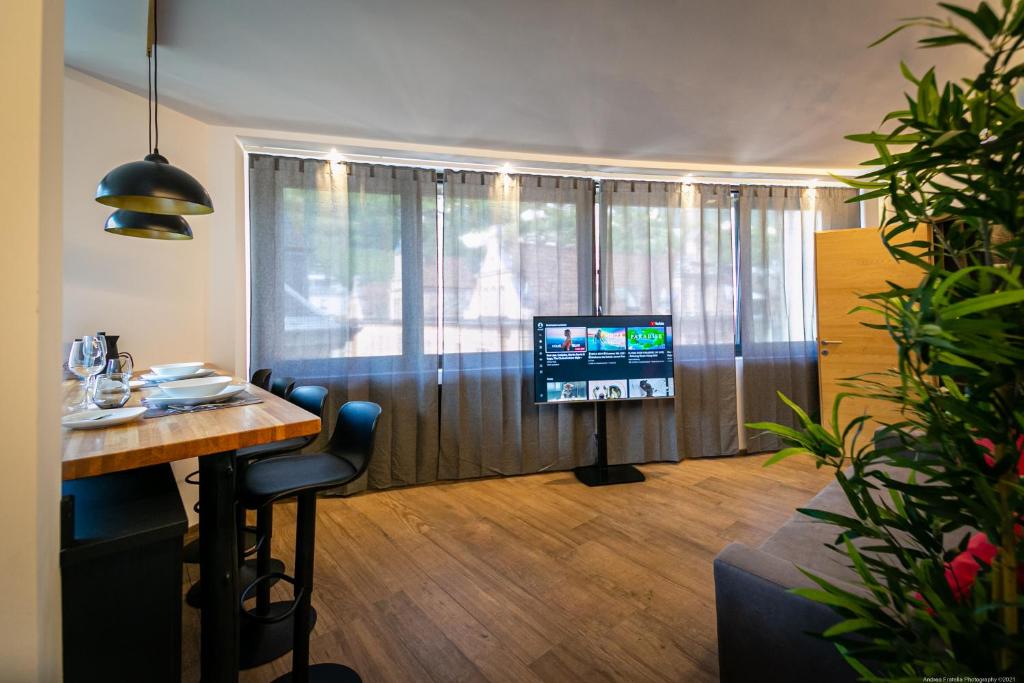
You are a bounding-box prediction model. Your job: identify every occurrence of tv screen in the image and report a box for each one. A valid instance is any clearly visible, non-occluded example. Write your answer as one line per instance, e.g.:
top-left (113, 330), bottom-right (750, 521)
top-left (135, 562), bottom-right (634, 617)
top-left (533, 315), bottom-right (674, 404)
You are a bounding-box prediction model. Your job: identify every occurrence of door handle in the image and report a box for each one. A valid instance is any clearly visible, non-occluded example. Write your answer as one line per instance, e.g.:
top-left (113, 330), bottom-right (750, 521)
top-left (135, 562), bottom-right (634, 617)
top-left (821, 339), bottom-right (843, 345)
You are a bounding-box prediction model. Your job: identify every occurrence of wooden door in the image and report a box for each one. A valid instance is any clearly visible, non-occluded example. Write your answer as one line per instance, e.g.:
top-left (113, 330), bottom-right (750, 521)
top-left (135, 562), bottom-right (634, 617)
top-left (814, 227), bottom-right (926, 442)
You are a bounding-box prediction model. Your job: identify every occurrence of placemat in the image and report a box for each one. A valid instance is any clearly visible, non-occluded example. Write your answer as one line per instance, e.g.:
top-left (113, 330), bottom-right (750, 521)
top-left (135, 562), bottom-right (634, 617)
top-left (143, 392), bottom-right (263, 419)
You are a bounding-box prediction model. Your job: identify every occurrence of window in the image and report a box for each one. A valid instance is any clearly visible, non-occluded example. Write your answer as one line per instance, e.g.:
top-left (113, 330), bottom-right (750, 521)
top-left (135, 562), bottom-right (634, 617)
top-left (599, 181), bottom-right (736, 351)
top-left (250, 156), bottom-right (855, 369)
top-left (441, 172), bottom-right (594, 356)
top-left (249, 157), bottom-right (437, 368)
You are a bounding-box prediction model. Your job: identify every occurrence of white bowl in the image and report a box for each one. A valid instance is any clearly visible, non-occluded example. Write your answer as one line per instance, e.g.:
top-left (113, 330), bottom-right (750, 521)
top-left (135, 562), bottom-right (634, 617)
top-left (139, 368), bottom-right (214, 383)
top-left (150, 362), bottom-right (205, 377)
top-left (145, 384), bottom-right (247, 407)
top-left (157, 376), bottom-right (233, 399)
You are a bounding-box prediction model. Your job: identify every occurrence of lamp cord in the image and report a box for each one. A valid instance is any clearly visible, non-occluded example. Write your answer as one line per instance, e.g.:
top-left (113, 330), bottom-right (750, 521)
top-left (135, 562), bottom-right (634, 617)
top-left (147, 45), bottom-right (152, 153)
top-left (153, 0), bottom-right (159, 154)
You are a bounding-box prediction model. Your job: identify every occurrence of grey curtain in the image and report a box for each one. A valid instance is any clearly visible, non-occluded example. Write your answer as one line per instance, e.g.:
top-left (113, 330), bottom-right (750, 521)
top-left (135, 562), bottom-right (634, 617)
top-left (439, 171), bottom-right (596, 479)
top-left (738, 185), bottom-right (859, 452)
top-left (249, 154), bottom-right (856, 489)
top-left (600, 181), bottom-right (739, 460)
top-left (249, 155), bottom-right (440, 492)
top-left (816, 186), bottom-right (863, 231)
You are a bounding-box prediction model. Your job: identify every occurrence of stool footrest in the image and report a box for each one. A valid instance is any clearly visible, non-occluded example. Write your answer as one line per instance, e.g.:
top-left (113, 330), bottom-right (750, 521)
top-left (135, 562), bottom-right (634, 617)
top-left (185, 557), bottom-right (285, 608)
top-left (240, 572), bottom-right (304, 625)
top-left (243, 525), bottom-right (264, 558)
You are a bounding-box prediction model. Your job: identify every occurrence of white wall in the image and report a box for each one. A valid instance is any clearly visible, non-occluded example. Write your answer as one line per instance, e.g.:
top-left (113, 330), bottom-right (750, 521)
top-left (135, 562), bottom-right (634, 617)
top-left (63, 68), bottom-right (217, 523)
top-left (63, 68), bottom-right (211, 370)
top-left (205, 127), bottom-right (248, 376)
top-left (0, 0), bottom-right (64, 678)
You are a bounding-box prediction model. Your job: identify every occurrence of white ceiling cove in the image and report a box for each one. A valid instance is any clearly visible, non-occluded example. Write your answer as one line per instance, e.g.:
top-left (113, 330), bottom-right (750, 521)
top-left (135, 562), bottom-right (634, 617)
top-left (65, 0), bottom-right (976, 168)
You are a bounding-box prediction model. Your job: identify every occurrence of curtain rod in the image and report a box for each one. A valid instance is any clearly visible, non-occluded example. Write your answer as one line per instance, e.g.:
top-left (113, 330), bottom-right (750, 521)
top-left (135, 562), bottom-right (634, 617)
top-left (243, 145), bottom-right (853, 189)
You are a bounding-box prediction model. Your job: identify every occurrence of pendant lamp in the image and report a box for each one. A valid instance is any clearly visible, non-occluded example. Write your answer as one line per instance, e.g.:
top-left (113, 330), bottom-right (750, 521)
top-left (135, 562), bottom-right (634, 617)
top-left (104, 209), bottom-right (193, 240)
top-left (96, 0), bottom-right (213, 222)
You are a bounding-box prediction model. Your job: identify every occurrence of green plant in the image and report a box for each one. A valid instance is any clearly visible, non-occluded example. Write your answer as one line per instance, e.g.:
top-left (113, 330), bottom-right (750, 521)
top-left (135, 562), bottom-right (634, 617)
top-left (751, 1), bottom-right (1024, 677)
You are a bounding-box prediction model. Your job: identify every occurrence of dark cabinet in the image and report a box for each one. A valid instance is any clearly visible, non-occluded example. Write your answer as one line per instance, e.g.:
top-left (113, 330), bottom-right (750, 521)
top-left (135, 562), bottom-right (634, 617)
top-left (61, 463), bottom-right (187, 683)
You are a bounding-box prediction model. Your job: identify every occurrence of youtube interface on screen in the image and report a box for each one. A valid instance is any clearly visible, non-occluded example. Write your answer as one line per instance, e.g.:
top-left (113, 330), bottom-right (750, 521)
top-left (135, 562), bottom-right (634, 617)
top-left (533, 315), bottom-right (674, 403)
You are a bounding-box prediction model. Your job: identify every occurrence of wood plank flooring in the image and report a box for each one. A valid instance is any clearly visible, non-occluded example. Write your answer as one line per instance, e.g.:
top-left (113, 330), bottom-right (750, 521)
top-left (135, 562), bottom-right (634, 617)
top-left (181, 454), bottom-right (834, 682)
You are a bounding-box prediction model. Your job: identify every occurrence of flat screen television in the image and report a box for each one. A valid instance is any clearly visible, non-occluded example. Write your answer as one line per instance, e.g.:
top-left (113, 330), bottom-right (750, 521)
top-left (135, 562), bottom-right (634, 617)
top-left (533, 315), bottom-right (674, 404)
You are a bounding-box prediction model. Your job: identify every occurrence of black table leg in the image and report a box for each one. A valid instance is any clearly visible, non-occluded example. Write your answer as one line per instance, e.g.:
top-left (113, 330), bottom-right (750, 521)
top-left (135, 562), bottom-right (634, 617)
top-left (199, 450), bottom-right (240, 682)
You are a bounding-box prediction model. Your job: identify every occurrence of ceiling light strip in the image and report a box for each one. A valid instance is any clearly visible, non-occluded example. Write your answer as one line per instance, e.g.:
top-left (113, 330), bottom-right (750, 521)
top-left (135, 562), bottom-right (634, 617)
top-left (243, 144), bottom-right (851, 188)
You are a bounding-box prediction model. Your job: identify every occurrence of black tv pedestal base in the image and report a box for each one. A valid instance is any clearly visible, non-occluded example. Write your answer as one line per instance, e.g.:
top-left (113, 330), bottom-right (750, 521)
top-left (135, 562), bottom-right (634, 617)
top-left (574, 463), bottom-right (645, 486)
top-left (575, 401), bottom-right (646, 487)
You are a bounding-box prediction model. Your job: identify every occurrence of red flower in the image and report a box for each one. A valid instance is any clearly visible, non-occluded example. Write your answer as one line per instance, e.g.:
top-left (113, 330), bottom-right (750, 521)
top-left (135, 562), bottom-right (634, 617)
top-left (911, 591), bottom-right (936, 616)
top-left (914, 537), bottom-right (1000, 612)
top-left (966, 532), bottom-right (998, 565)
top-left (977, 438), bottom-right (997, 468)
top-left (975, 436), bottom-right (1024, 475)
top-left (945, 552), bottom-right (980, 601)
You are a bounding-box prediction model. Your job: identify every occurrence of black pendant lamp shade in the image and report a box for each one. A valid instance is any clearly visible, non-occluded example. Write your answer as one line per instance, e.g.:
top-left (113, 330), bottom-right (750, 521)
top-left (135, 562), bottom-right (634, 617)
top-left (96, 152), bottom-right (212, 216)
top-left (98, 0), bottom-right (212, 237)
top-left (104, 209), bottom-right (193, 240)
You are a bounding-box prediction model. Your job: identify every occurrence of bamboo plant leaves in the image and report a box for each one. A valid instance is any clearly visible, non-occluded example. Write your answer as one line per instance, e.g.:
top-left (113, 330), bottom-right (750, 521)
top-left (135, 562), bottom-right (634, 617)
top-left (751, 1), bottom-right (1024, 677)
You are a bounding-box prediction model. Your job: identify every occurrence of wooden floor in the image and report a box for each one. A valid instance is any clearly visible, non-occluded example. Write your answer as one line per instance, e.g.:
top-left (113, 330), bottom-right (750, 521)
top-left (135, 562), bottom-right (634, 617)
top-left (182, 454), bottom-right (833, 682)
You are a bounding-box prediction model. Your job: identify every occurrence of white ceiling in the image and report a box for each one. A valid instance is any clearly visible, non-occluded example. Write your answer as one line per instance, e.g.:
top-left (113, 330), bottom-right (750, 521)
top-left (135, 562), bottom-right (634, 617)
top-left (64, 0), bottom-right (976, 168)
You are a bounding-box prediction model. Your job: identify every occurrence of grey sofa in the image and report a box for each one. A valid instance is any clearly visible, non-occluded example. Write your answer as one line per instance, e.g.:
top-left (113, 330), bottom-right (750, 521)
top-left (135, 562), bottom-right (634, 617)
top-left (713, 478), bottom-right (863, 683)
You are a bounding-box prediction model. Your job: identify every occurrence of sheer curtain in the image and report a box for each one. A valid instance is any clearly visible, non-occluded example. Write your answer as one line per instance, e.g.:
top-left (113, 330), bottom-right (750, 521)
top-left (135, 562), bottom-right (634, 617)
top-left (249, 155), bottom-right (858, 488)
top-left (600, 181), bottom-right (738, 460)
top-left (738, 185), bottom-right (859, 452)
top-left (439, 172), bottom-right (596, 479)
top-left (249, 155), bottom-right (440, 491)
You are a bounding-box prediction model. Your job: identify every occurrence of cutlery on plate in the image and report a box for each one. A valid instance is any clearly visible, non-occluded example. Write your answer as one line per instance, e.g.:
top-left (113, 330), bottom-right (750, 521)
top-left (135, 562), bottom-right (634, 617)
top-left (167, 403), bottom-right (216, 413)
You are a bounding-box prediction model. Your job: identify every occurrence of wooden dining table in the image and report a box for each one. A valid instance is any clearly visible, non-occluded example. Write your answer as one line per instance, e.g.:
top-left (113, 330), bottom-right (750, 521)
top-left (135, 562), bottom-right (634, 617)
top-left (61, 372), bottom-right (321, 682)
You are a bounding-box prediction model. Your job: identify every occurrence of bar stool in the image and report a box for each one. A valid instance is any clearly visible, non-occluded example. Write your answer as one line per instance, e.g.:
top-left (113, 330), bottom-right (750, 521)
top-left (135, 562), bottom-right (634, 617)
top-left (236, 386), bottom-right (329, 668)
top-left (251, 368), bottom-right (273, 391)
top-left (182, 367), bottom-right (274, 564)
top-left (183, 366), bottom-right (272, 532)
top-left (240, 401), bottom-right (381, 682)
top-left (184, 385), bottom-right (328, 616)
top-left (270, 376), bottom-right (296, 399)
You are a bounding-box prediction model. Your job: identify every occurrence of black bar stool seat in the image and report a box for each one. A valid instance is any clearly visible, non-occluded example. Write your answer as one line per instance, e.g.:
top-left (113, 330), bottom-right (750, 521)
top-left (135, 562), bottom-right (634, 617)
top-left (251, 368), bottom-right (273, 391)
top-left (270, 376), bottom-right (296, 399)
top-left (242, 454), bottom-right (357, 509)
top-left (239, 385), bottom-right (327, 464)
top-left (236, 436), bottom-right (312, 462)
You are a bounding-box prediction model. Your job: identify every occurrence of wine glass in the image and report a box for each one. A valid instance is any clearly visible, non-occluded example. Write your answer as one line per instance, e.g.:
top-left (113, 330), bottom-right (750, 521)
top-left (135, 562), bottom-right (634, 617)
top-left (68, 337), bottom-right (105, 410)
top-left (95, 334), bottom-right (108, 364)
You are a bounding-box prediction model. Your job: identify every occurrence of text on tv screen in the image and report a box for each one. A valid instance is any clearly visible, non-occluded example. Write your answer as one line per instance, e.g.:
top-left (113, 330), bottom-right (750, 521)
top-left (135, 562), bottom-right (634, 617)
top-left (533, 315), bottom-right (674, 404)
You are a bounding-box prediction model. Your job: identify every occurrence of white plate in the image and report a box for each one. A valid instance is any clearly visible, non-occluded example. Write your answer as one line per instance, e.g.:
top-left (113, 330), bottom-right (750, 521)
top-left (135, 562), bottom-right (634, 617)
top-left (156, 376), bottom-right (233, 399)
top-left (144, 384), bottom-right (247, 408)
top-left (62, 407), bottom-right (147, 430)
top-left (139, 368), bottom-right (215, 382)
top-left (150, 361), bottom-right (205, 377)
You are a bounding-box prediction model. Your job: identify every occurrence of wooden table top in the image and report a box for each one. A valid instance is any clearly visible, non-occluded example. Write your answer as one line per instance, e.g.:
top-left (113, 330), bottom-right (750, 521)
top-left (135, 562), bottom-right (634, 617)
top-left (61, 372), bottom-right (321, 480)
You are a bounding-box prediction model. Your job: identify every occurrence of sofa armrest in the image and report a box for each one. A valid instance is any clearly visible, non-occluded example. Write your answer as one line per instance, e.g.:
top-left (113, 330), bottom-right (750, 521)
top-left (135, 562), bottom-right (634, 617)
top-left (714, 542), bottom-right (859, 683)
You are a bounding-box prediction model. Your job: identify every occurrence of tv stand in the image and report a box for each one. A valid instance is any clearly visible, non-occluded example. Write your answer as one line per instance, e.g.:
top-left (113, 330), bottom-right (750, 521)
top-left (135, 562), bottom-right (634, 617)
top-left (574, 401), bottom-right (645, 486)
